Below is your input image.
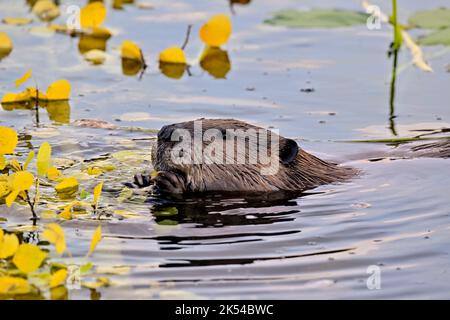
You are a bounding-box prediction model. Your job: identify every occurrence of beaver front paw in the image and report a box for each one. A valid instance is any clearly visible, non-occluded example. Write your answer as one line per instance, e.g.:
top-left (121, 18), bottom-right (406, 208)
top-left (128, 172), bottom-right (153, 188)
top-left (152, 171), bottom-right (186, 194)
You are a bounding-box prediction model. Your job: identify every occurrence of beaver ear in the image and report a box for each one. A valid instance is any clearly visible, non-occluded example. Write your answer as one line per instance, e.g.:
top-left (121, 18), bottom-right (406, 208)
top-left (279, 138), bottom-right (299, 164)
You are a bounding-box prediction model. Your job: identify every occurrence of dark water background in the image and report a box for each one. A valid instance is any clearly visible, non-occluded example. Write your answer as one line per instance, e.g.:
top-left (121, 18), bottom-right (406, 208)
top-left (1, 0), bottom-right (450, 299)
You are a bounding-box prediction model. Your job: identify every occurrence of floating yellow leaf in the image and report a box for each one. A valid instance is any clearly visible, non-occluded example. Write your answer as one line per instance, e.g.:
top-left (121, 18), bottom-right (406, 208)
top-left (82, 277), bottom-right (110, 289)
top-left (9, 158), bottom-right (22, 172)
top-left (1, 91), bottom-right (30, 104)
top-left (37, 142), bottom-right (52, 176)
top-left (199, 14), bottom-right (232, 47)
top-left (0, 276), bottom-right (31, 295)
top-left (46, 79), bottom-right (71, 101)
top-left (86, 166), bottom-right (103, 176)
top-left (159, 47), bottom-right (186, 64)
top-left (121, 40), bottom-right (142, 61)
top-left (49, 269), bottom-right (67, 288)
top-left (59, 203), bottom-right (73, 220)
top-left (93, 182), bottom-right (103, 209)
top-left (42, 223), bottom-right (66, 255)
top-left (2, 17), bottom-right (33, 26)
top-left (32, 0), bottom-right (60, 22)
top-left (13, 244), bottom-right (47, 274)
top-left (0, 32), bottom-right (13, 59)
top-left (0, 231), bottom-right (19, 259)
top-left (23, 151), bottom-right (35, 171)
top-left (6, 171), bottom-right (34, 207)
top-left (87, 226), bottom-right (102, 257)
top-left (15, 69), bottom-right (33, 87)
top-left (55, 177), bottom-right (79, 194)
top-left (46, 166), bottom-right (63, 181)
top-left (0, 126), bottom-right (18, 154)
top-left (80, 2), bottom-right (107, 29)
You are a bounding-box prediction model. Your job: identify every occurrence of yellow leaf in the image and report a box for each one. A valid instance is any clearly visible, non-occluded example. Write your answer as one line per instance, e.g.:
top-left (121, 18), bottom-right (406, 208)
top-left (46, 166), bottom-right (63, 181)
top-left (159, 47), bottom-right (186, 64)
top-left (6, 171), bottom-right (34, 207)
top-left (55, 177), bottom-right (79, 194)
top-left (49, 269), bottom-right (67, 288)
top-left (93, 182), bottom-right (103, 208)
top-left (159, 62), bottom-right (185, 79)
top-left (121, 40), bottom-right (142, 61)
top-left (0, 232), bottom-right (19, 259)
top-left (9, 158), bottom-right (22, 172)
top-left (199, 46), bottom-right (231, 79)
top-left (23, 151), bottom-right (35, 171)
top-left (82, 277), bottom-right (110, 289)
top-left (83, 49), bottom-right (107, 65)
top-left (46, 79), bottom-right (71, 101)
top-left (26, 87), bottom-right (48, 101)
top-left (0, 277), bottom-right (31, 295)
top-left (59, 203), bottom-right (73, 220)
top-left (0, 32), bottom-right (13, 58)
top-left (199, 14), bottom-right (232, 47)
top-left (0, 155), bottom-right (5, 171)
top-left (13, 244), bottom-right (47, 274)
top-left (42, 223), bottom-right (66, 255)
top-left (37, 142), bottom-right (52, 176)
top-left (32, 0), bottom-right (60, 22)
top-left (15, 69), bottom-right (32, 87)
top-left (80, 2), bottom-right (107, 29)
top-left (86, 166), bottom-right (103, 176)
top-left (2, 17), bottom-right (33, 26)
top-left (1, 91), bottom-right (30, 104)
top-left (0, 175), bottom-right (11, 198)
top-left (0, 126), bottom-right (18, 154)
top-left (87, 226), bottom-right (102, 257)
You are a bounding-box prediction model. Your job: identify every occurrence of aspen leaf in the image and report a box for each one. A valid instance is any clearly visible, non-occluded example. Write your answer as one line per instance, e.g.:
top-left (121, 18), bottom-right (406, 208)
top-left (0, 32), bottom-right (13, 59)
top-left (46, 166), bottom-right (63, 181)
top-left (93, 182), bottom-right (103, 208)
top-left (2, 17), bottom-right (33, 26)
top-left (13, 244), bottom-right (47, 274)
top-left (87, 226), bottom-right (102, 257)
top-left (26, 87), bottom-right (48, 101)
top-left (23, 151), bottom-right (35, 171)
top-left (199, 14), bottom-right (232, 47)
top-left (121, 40), bottom-right (142, 61)
top-left (0, 155), bottom-right (5, 171)
top-left (159, 47), bottom-right (186, 64)
top-left (49, 269), bottom-right (67, 288)
top-left (0, 127), bottom-right (18, 154)
top-left (37, 142), bottom-right (52, 176)
top-left (0, 277), bottom-right (31, 295)
top-left (0, 232), bottom-right (19, 259)
top-left (46, 79), bottom-right (71, 101)
top-left (15, 69), bottom-right (33, 87)
top-left (42, 223), bottom-right (66, 255)
top-left (6, 171), bottom-right (34, 207)
top-left (55, 177), bottom-right (79, 194)
top-left (199, 46), bottom-right (231, 79)
top-left (80, 2), bottom-right (107, 29)
top-left (32, 0), bottom-right (60, 22)
top-left (1, 91), bottom-right (31, 104)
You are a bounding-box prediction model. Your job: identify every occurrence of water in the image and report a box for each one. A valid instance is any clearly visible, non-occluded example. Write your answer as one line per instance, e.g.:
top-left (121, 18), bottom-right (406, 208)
top-left (1, 0), bottom-right (450, 299)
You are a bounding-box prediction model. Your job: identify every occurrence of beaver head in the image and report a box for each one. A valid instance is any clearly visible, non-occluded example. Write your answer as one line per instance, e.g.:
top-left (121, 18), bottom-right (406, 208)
top-left (147, 118), bottom-right (356, 194)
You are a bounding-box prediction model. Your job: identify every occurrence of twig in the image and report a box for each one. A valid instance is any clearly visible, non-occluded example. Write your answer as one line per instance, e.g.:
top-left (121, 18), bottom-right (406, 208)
top-left (181, 24), bottom-right (192, 50)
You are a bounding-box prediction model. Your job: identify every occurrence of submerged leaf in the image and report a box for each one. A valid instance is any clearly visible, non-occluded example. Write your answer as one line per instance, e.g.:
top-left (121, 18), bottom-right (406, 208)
top-left (265, 9), bottom-right (368, 28)
top-left (200, 14), bottom-right (232, 47)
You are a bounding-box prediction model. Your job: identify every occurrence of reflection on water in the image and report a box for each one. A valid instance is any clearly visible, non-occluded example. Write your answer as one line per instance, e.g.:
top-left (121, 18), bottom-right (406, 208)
top-left (1, 100), bottom-right (71, 125)
top-left (199, 46), bottom-right (231, 79)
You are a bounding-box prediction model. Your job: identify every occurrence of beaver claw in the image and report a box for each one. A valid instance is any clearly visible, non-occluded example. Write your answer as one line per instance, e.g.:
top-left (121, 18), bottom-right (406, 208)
top-left (152, 171), bottom-right (185, 194)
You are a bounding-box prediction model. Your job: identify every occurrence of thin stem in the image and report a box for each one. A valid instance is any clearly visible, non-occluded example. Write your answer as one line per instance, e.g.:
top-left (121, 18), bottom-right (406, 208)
top-left (181, 24), bottom-right (192, 50)
top-left (389, 48), bottom-right (399, 136)
top-left (25, 190), bottom-right (39, 221)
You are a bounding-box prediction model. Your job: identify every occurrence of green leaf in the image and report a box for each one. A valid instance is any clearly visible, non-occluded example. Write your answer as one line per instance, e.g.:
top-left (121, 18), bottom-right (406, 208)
top-left (408, 8), bottom-right (450, 30)
top-left (418, 28), bottom-right (450, 46)
top-left (153, 207), bottom-right (178, 217)
top-left (264, 9), bottom-right (369, 28)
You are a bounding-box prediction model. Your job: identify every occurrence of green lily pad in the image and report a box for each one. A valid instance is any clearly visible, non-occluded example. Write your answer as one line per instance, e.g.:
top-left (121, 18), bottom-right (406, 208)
top-left (418, 28), bottom-right (450, 46)
top-left (408, 8), bottom-right (450, 30)
top-left (264, 9), bottom-right (369, 28)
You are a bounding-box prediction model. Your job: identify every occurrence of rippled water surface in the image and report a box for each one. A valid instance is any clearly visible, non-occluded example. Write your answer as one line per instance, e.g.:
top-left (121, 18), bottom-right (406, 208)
top-left (1, 0), bottom-right (450, 299)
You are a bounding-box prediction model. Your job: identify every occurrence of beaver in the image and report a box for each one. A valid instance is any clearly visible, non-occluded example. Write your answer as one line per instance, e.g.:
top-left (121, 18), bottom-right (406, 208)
top-left (133, 118), bottom-right (357, 194)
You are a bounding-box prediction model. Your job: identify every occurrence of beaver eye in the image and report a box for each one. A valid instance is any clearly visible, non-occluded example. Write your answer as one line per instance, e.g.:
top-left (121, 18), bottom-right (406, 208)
top-left (179, 149), bottom-right (184, 158)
